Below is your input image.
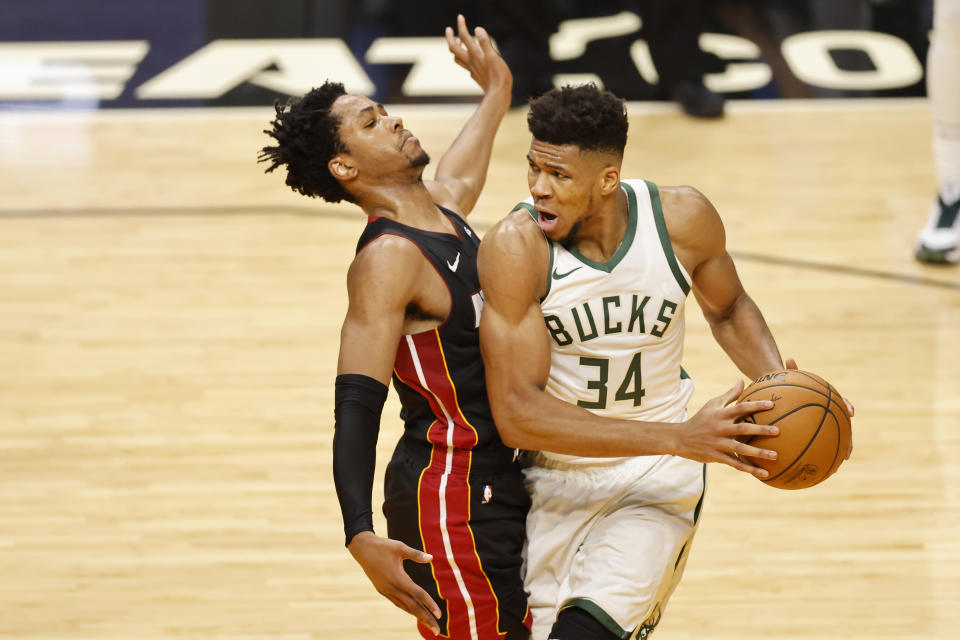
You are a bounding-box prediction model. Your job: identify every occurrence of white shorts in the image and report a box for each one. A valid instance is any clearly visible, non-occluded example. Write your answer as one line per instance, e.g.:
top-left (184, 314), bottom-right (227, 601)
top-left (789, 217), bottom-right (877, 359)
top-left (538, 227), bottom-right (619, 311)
top-left (522, 453), bottom-right (706, 640)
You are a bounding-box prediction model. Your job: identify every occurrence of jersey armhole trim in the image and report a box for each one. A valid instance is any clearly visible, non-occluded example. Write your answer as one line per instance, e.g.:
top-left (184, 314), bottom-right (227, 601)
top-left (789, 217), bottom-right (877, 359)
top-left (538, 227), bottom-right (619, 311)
top-left (645, 180), bottom-right (692, 296)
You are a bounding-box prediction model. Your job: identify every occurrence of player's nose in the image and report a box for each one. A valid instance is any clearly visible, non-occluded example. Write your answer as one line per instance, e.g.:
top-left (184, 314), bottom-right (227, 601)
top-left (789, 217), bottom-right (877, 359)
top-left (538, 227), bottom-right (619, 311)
top-left (531, 173), bottom-right (551, 198)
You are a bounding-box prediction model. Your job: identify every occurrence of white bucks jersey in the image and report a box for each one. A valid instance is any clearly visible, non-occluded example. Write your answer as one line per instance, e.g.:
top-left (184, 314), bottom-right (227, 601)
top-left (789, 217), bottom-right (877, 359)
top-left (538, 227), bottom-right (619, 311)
top-left (516, 179), bottom-right (695, 464)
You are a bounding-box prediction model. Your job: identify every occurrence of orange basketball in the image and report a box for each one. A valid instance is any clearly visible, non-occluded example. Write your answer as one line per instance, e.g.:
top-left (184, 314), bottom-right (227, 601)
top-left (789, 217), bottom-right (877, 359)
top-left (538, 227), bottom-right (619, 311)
top-left (736, 370), bottom-right (851, 490)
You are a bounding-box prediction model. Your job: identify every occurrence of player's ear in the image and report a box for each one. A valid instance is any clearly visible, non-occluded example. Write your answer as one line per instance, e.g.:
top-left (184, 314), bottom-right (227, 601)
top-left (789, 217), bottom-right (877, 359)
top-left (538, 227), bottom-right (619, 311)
top-left (329, 155), bottom-right (357, 182)
top-left (599, 164), bottom-right (620, 196)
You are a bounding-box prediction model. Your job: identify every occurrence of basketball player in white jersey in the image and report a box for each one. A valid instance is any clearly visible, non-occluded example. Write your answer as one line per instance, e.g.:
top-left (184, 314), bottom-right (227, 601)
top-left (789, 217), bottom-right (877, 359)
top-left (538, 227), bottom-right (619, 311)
top-left (916, 0), bottom-right (960, 264)
top-left (477, 84), bottom-right (834, 640)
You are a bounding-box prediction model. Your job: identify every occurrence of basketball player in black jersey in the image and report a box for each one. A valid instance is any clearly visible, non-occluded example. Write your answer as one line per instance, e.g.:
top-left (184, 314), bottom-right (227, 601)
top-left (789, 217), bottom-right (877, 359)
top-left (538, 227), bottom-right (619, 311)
top-left (258, 15), bottom-right (531, 640)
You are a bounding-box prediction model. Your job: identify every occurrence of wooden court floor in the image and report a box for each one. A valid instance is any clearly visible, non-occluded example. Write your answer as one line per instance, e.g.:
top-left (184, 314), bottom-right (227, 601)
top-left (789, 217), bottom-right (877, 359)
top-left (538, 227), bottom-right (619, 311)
top-left (0, 99), bottom-right (957, 639)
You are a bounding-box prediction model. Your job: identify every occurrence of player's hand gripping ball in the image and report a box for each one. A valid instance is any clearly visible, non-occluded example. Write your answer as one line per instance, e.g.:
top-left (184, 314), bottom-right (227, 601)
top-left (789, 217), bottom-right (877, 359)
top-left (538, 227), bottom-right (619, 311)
top-left (737, 370), bottom-right (852, 489)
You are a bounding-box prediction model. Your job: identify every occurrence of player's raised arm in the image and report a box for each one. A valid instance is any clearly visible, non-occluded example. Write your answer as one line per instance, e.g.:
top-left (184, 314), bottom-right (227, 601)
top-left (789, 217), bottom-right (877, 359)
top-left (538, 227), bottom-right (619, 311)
top-left (478, 210), bottom-right (780, 476)
top-left (661, 186), bottom-right (783, 380)
top-left (334, 239), bottom-right (442, 635)
top-left (426, 14), bottom-right (512, 216)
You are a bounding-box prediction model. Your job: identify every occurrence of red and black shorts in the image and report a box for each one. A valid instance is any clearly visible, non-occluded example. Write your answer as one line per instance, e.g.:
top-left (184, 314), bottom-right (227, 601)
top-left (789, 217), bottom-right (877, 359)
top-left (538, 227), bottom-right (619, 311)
top-left (384, 436), bottom-right (532, 640)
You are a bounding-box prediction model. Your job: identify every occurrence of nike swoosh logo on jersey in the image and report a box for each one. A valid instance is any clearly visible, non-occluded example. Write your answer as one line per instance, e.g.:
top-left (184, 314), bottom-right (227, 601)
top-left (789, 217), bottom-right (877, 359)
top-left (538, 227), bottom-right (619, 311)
top-left (447, 252), bottom-right (460, 272)
top-left (464, 227), bottom-right (472, 237)
top-left (552, 266), bottom-right (582, 280)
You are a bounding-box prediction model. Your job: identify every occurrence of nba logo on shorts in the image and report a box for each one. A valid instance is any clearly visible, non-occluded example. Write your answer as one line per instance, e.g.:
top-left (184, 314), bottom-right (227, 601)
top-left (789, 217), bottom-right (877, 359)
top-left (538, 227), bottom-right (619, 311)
top-left (482, 484), bottom-right (493, 504)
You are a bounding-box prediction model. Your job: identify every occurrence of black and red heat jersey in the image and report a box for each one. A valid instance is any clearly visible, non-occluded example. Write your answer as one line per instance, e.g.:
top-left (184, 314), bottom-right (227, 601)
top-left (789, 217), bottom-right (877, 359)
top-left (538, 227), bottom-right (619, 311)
top-left (357, 206), bottom-right (530, 640)
top-left (355, 205), bottom-right (506, 456)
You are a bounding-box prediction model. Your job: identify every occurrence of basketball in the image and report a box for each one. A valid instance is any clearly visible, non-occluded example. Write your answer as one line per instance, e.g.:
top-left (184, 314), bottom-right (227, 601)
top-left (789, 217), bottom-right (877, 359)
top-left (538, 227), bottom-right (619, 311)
top-left (736, 370), bottom-right (851, 490)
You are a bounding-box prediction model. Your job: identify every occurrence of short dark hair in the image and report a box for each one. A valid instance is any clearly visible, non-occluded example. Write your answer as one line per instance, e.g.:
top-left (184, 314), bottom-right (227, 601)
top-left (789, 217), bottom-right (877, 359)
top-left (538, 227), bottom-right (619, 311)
top-left (258, 81), bottom-right (354, 203)
top-left (527, 84), bottom-right (628, 157)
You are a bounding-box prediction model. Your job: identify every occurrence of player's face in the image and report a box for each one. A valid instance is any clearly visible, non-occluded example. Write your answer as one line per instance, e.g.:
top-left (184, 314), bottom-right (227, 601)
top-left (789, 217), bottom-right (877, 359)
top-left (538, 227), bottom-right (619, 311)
top-left (331, 94), bottom-right (430, 177)
top-left (526, 139), bottom-right (607, 243)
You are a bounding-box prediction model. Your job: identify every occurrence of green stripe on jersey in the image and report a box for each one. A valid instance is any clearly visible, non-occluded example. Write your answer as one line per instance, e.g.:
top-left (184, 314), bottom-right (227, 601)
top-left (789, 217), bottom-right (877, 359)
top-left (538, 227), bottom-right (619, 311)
top-left (567, 182), bottom-right (638, 273)
top-left (559, 598), bottom-right (630, 639)
top-left (645, 180), bottom-right (691, 296)
top-left (513, 201), bottom-right (536, 219)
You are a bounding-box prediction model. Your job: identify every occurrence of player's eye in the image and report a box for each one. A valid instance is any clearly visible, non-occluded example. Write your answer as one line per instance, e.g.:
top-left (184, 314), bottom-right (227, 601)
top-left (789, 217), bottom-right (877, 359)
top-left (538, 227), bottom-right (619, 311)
top-left (364, 120), bottom-right (375, 128)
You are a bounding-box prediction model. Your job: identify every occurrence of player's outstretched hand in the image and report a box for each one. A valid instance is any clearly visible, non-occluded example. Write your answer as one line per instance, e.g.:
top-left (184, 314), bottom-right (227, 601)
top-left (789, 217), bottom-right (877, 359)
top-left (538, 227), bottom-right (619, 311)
top-left (675, 380), bottom-right (779, 479)
top-left (444, 14), bottom-right (512, 96)
top-left (785, 357), bottom-right (854, 459)
top-left (348, 531), bottom-right (442, 634)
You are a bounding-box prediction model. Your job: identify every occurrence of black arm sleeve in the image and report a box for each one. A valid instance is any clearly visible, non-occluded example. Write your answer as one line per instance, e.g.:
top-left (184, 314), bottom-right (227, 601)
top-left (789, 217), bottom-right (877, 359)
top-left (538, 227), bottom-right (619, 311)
top-left (333, 373), bottom-right (389, 547)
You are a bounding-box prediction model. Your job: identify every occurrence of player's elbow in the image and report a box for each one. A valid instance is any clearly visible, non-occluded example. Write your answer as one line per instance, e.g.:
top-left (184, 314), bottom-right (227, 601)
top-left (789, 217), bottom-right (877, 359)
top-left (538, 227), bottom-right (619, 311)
top-left (494, 419), bottom-right (527, 450)
top-left (702, 291), bottom-right (751, 328)
top-left (488, 386), bottom-right (541, 449)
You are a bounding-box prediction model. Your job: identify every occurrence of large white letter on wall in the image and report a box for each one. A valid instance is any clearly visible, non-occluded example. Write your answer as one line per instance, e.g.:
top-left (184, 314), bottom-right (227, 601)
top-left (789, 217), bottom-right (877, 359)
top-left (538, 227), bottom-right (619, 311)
top-left (0, 41), bottom-right (148, 100)
top-left (136, 39), bottom-right (374, 99)
top-left (782, 30), bottom-right (923, 90)
top-left (365, 38), bottom-right (481, 96)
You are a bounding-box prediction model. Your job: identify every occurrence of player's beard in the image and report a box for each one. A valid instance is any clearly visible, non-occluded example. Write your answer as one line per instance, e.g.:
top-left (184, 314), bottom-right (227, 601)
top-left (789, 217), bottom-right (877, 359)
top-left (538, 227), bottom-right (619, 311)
top-left (559, 218), bottom-right (584, 246)
top-left (560, 193), bottom-right (594, 246)
top-left (410, 150), bottom-right (430, 168)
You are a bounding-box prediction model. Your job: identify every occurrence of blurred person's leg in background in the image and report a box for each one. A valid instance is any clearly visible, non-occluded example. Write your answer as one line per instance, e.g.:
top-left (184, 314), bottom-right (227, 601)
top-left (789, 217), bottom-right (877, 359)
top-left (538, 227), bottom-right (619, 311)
top-left (636, 0), bottom-right (726, 117)
top-left (917, 0), bottom-right (960, 264)
top-left (477, 0), bottom-right (560, 106)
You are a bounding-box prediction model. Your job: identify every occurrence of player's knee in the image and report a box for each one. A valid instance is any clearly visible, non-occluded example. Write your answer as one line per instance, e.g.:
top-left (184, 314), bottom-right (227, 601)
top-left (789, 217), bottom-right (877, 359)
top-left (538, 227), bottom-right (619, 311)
top-left (547, 606), bottom-right (619, 640)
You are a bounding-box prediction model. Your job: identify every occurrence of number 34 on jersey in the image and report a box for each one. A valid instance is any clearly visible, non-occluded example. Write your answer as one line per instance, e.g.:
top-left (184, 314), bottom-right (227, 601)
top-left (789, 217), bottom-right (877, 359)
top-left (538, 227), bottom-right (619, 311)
top-left (542, 292), bottom-right (684, 412)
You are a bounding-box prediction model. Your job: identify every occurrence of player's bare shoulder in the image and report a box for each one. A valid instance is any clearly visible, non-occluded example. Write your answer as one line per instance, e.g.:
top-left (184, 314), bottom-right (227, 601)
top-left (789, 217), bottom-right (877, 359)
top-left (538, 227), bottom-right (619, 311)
top-left (482, 208), bottom-right (546, 254)
top-left (658, 185), bottom-right (727, 273)
top-left (347, 233), bottom-right (433, 311)
top-left (478, 208), bottom-right (550, 299)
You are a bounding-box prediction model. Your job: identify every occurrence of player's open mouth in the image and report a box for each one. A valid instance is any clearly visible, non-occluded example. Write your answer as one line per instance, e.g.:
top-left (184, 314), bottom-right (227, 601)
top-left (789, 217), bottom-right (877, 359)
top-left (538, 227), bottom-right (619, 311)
top-left (537, 210), bottom-right (558, 232)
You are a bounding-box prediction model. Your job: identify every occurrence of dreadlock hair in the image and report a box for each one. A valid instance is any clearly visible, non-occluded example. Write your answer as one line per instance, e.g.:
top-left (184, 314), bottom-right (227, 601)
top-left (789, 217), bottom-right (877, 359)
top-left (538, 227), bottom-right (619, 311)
top-left (527, 84), bottom-right (628, 158)
top-left (258, 81), bottom-right (354, 203)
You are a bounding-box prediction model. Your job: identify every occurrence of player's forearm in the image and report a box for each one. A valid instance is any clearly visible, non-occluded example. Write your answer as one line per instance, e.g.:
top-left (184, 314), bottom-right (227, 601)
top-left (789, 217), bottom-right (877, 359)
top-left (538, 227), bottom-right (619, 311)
top-left (434, 86), bottom-right (511, 210)
top-left (333, 374), bottom-right (387, 546)
top-left (706, 294), bottom-right (783, 380)
top-left (491, 385), bottom-right (678, 458)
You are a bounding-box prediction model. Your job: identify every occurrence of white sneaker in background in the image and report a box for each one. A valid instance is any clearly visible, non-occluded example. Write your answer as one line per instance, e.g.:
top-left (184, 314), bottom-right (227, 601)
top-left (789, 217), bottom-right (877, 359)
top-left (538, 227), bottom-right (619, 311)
top-left (915, 196), bottom-right (960, 265)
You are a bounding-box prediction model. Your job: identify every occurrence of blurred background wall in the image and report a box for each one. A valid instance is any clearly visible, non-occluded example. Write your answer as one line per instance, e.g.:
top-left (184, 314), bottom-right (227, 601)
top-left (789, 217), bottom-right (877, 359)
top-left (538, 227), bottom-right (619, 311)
top-left (0, 0), bottom-right (933, 109)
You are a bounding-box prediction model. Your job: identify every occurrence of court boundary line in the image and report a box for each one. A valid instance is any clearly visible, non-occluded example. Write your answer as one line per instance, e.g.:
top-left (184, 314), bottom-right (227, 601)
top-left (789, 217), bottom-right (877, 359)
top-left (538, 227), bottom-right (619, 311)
top-left (0, 98), bottom-right (928, 123)
top-left (0, 204), bottom-right (955, 291)
top-left (727, 251), bottom-right (960, 292)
